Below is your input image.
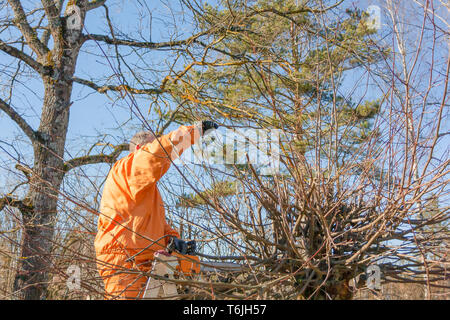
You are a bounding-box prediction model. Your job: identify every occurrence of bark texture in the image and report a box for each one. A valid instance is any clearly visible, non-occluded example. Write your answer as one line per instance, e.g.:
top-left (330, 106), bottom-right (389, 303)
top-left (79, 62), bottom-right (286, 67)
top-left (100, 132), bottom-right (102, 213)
top-left (12, 1), bottom-right (87, 300)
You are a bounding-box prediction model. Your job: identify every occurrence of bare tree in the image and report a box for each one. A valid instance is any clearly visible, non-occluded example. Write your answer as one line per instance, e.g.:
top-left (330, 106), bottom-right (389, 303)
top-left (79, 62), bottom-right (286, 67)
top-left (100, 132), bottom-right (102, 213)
top-left (0, 0), bottom-right (218, 299)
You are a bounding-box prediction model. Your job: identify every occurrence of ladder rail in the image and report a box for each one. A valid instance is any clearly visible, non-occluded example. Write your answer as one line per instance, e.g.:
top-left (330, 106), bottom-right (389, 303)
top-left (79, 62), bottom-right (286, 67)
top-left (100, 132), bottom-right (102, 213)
top-left (141, 254), bottom-right (245, 299)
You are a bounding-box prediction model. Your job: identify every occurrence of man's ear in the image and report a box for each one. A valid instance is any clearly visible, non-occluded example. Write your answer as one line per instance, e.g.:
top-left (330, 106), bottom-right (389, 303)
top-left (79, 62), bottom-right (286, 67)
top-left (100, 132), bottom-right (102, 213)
top-left (135, 144), bottom-right (141, 151)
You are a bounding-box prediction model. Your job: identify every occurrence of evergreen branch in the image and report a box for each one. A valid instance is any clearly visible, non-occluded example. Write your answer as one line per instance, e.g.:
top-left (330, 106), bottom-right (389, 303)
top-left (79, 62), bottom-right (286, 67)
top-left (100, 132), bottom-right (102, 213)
top-left (246, 0), bottom-right (345, 18)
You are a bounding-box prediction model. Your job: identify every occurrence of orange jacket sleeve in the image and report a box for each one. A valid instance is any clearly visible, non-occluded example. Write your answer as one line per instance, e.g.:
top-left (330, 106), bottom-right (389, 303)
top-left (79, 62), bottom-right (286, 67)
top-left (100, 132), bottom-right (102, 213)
top-left (127, 125), bottom-right (200, 200)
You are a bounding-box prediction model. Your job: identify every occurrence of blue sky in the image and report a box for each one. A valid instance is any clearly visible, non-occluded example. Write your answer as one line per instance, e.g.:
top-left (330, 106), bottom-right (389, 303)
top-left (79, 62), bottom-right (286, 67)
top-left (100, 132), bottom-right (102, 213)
top-left (1, 1), bottom-right (190, 186)
top-left (1, 0), bottom-right (448, 218)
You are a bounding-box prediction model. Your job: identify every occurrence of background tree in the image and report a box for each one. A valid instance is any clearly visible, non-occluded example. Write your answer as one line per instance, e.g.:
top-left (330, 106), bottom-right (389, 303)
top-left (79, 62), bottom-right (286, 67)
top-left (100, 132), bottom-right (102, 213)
top-left (163, 0), bottom-right (449, 299)
top-left (0, 0), bottom-right (448, 300)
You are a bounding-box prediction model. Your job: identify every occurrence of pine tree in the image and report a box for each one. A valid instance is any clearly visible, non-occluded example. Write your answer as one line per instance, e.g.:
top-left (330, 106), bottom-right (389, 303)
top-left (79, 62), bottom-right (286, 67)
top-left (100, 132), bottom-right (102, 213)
top-left (170, 0), bottom-right (389, 299)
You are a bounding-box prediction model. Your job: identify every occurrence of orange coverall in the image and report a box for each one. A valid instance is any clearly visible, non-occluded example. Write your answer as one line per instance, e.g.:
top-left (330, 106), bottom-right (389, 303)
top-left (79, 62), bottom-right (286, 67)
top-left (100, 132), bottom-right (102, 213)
top-left (94, 125), bottom-right (200, 299)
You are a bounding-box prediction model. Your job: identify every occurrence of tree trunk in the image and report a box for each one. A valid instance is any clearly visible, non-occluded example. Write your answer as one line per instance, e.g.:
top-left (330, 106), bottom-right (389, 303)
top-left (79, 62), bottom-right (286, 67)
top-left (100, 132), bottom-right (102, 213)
top-left (13, 83), bottom-right (71, 299)
top-left (13, 2), bottom-right (86, 299)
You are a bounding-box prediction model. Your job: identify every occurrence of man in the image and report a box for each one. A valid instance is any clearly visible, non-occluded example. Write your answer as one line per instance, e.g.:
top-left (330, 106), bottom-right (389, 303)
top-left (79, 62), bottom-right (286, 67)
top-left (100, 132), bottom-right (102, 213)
top-left (94, 121), bottom-right (218, 299)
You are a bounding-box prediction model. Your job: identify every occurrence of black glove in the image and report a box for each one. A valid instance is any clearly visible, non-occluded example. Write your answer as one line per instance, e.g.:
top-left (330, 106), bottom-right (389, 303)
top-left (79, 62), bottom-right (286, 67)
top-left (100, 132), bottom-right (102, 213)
top-left (201, 120), bottom-right (219, 135)
top-left (167, 237), bottom-right (196, 255)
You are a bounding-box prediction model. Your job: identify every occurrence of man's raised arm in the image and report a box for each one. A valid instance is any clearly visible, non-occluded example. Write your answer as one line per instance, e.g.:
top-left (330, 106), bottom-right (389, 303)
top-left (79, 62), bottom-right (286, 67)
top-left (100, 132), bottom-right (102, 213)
top-left (127, 125), bottom-right (200, 199)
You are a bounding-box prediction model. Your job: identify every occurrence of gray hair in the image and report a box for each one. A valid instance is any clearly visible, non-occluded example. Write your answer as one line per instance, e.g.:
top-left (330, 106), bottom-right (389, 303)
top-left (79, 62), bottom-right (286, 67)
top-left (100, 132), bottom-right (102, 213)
top-left (129, 131), bottom-right (157, 152)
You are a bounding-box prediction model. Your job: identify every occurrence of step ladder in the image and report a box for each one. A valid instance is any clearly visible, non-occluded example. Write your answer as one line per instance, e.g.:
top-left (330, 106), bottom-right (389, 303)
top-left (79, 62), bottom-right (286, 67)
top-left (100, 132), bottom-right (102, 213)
top-left (142, 251), bottom-right (179, 299)
top-left (142, 252), bottom-right (243, 299)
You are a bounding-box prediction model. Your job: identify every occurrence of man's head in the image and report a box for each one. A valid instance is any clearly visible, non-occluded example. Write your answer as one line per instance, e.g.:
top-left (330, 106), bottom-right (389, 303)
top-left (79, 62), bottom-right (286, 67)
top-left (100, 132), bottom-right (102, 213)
top-left (129, 131), bottom-right (157, 152)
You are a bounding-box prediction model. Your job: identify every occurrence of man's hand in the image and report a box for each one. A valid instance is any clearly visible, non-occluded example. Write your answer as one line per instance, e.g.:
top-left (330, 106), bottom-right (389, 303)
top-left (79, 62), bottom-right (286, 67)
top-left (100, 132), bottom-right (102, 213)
top-left (167, 237), bottom-right (196, 255)
top-left (202, 120), bottom-right (219, 135)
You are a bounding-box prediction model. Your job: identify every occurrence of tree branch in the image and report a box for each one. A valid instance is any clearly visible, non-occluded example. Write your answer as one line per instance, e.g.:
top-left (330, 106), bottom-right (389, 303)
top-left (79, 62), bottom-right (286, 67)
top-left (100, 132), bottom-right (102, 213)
top-left (86, 0), bottom-right (106, 11)
top-left (40, 0), bottom-right (63, 48)
top-left (84, 33), bottom-right (196, 49)
top-left (72, 77), bottom-right (163, 95)
top-left (83, 26), bottom-right (214, 49)
top-left (0, 195), bottom-right (33, 213)
top-left (15, 163), bottom-right (33, 180)
top-left (40, 0), bottom-right (65, 47)
top-left (0, 98), bottom-right (41, 143)
top-left (7, 0), bottom-right (49, 57)
top-left (63, 143), bottom-right (128, 172)
top-left (0, 40), bottom-right (53, 76)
